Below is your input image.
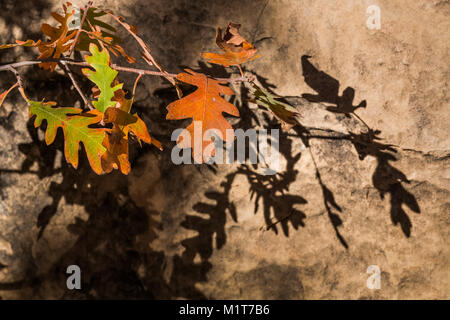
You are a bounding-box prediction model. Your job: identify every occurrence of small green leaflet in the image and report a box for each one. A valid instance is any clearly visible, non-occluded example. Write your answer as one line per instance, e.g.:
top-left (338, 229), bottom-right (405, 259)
top-left (82, 44), bottom-right (123, 113)
top-left (250, 83), bottom-right (299, 131)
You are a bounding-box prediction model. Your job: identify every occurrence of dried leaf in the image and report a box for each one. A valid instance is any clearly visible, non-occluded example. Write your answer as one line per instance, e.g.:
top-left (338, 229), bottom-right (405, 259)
top-left (202, 22), bottom-right (259, 67)
top-left (38, 4), bottom-right (77, 71)
top-left (0, 39), bottom-right (42, 49)
top-left (102, 106), bottom-right (161, 174)
top-left (166, 69), bottom-right (239, 162)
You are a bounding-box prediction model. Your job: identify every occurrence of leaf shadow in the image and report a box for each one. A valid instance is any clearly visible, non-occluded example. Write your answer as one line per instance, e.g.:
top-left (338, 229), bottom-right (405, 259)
top-left (299, 56), bottom-right (421, 238)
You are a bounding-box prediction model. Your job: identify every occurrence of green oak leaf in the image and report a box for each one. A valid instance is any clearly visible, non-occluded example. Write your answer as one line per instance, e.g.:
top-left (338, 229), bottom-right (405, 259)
top-left (250, 83), bottom-right (299, 131)
top-left (29, 100), bottom-right (107, 174)
top-left (82, 43), bottom-right (123, 113)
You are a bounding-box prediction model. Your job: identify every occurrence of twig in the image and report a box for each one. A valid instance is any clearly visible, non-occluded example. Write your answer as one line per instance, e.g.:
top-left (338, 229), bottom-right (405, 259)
top-left (237, 65), bottom-right (244, 78)
top-left (7, 66), bottom-right (24, 89)
top-left (107, 12), bottom-right (183, 97)
top-left (7, 66), bottom-right (29, 105)
top-left (109, 63), bottom-right (177, 78)
top-left (0, 61), bottom-right (41, 71)
top-left (68, 1), bottom-right (93, 57)
top-left (58, 61), bottom-right (93, 110)
top-left (0, 59), bottom-right (250, 84)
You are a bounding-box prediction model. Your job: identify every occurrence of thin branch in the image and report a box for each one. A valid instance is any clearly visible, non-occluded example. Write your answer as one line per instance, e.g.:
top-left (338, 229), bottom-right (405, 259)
top-left (107, 12), bottom-right (183, 97)
top-left (58, 61), bottom-right (93, 110)
top-left (0, 61), bottom-right (41, 71)
top-left (7, 66), bottom-right (24, 89)
top-left (68, 1), bottom-right (93, 57)
top-left (0, 59), bottom-right (250, 83)
top-left (109, 63), bottom-right (177, 78)
top-left (7, 66), bottom-right (29, 106)
top-left (237, 65), bottom-right (244, 78)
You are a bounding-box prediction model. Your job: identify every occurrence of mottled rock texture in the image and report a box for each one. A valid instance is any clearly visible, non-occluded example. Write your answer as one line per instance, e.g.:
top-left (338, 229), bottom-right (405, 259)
top-left (0, 0), bottom-right (448, 299)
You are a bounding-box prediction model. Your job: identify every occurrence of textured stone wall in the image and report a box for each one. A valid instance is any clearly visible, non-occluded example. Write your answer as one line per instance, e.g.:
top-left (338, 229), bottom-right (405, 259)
top-left (0, 0), bottom-right (448, 299)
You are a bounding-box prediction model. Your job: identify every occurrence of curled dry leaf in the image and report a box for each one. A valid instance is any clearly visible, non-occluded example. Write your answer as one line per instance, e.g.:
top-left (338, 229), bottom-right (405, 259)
top-left (38, 3), bottom-right (78, 71)
top-left (102, 106), bottom-right (162, 174)
top-left (202, 22), bottom-right (259, 67)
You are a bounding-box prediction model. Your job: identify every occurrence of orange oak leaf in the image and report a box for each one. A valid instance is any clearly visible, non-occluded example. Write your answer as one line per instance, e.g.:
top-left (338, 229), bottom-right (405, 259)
top-left (38, 3), bottom-right (77, 71)
top-left (166, 69), bottom-right (239, 163)
top-left (202, 22), bottom-right (259, 67)
top-left (101, 106), bottom-right (162, 174)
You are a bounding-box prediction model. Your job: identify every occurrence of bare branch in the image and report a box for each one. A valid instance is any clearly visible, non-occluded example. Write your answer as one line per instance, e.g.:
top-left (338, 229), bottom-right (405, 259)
top-left (0, 59), bottom-right (249, 84)
top-left (7, 66), bottom-right (24, 89)
top-left (107, 12), bottom-right (183, 97)
top-left (7, 66), bottom-right (29, 106)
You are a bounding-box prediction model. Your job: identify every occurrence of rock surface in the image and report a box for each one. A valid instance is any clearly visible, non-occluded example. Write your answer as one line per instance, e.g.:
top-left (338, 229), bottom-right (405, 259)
top-left (0, 0), bottom-right (448, 299)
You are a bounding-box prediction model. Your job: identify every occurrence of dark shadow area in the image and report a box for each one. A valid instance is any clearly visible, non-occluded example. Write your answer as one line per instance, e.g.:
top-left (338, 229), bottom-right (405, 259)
top-left (350, 129), bottom-right (421, 237)
top-left (298, 56), bottom-right (421, 238)
top-left (314, 165), bottom-right (348, 248)
top-left (301, 55), bottom-right (366, 116)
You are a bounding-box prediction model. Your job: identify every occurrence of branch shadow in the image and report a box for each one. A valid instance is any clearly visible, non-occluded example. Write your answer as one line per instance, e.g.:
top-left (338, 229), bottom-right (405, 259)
top-left (300, 56), bottom-right (421, 238)
top-left (350, 129), bottom-right (421, 237)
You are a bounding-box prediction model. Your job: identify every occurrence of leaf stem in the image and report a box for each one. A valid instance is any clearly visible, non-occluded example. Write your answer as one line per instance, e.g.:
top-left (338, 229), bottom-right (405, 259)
top-left (68, 1), bottom-right (93, 57)
top-left (58, 61), bottom-right (93, 110)
top-left (6, 65), bottom-right (29, 106)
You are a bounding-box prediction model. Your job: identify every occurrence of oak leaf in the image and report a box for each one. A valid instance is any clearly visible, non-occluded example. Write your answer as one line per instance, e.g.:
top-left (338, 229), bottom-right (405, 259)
top-left (102, 106), bottom-right (162, 174)
top-left (29, 100), bottom-right (107, 174)
top-left (82, 44), bottom-right (123, 113)
top-left (38, 3), bottom-right (77, 71)
top-left (0, 4), bottom-right (76, 72)
top-left (166, 69), bottom-right (239, 162)
top-left (202, 22), bottom-right (259, 67)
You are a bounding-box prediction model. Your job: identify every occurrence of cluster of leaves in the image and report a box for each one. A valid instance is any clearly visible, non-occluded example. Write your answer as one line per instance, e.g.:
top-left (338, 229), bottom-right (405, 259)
top-left (24, 44), bottom-right (160, 175)
top-left (0, 2), bottom-right (134, 70)
top-left (0, 3), bottom-right (172, 174)
top-left (1, 2), bottom-right (293, 174)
